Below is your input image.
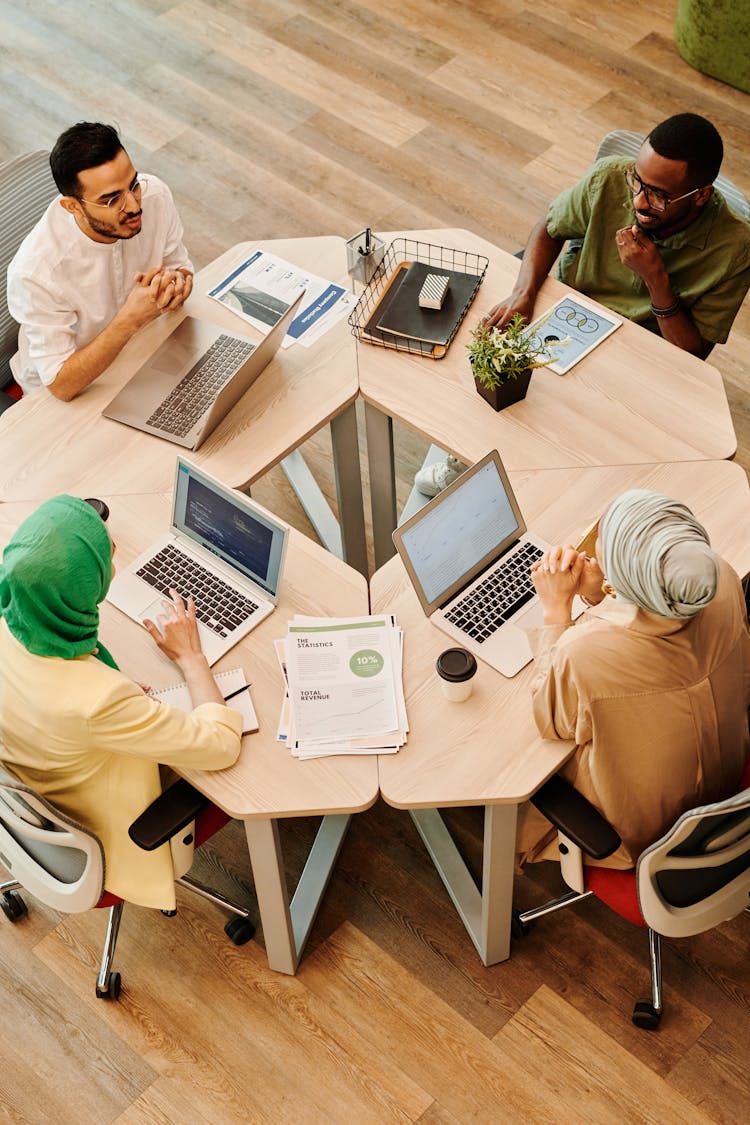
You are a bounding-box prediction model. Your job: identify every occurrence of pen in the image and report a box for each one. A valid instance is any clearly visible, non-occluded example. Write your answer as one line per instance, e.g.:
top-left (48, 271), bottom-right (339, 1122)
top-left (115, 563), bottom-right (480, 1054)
top-left (223, 684), bottom-right (251, 703)
top-left (359, 227), bottom-right (371, 256)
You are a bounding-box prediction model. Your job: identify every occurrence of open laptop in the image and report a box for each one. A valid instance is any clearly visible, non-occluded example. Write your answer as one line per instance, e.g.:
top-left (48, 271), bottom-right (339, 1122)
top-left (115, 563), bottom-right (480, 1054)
top-left (108, 457), bottom-right (288, 666)
top-left (392, 450), bottom-right (582, 677)
top-left (102, 291), bottom-right (304, 450)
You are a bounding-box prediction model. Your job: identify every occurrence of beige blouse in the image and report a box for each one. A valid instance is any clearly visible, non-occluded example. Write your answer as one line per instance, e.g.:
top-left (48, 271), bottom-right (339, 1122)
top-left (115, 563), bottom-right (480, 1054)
top-left (0, 620), bottom-right (242, 909)
top-left (517, 558), bottom-right (750, 868)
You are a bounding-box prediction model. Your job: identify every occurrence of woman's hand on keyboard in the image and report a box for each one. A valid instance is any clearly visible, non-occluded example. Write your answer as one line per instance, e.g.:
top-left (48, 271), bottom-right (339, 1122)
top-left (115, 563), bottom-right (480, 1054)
top-left (143, 590), bottom-right (225, 708)
top-left (143, 589), bottom-right (202, 661)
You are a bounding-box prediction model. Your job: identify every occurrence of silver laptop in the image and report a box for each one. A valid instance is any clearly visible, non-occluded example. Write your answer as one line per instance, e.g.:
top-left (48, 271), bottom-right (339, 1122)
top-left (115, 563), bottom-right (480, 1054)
top-left (108, 457), bottom-right (288, 666)
top-left (102, 291), bottom-right (304, 449)
top-left (392, 450), bottom-right (582, 677)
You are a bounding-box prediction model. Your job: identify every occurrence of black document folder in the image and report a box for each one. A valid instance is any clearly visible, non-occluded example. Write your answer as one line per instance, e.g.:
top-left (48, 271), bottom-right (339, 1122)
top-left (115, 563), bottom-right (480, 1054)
top-left (363, 261), bottom-right (482, 350)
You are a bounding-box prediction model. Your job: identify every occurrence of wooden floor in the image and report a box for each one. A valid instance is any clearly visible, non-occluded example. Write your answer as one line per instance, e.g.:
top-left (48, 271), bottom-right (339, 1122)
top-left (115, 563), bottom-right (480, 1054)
top-left (1, 1), bottom-right (750, 1121)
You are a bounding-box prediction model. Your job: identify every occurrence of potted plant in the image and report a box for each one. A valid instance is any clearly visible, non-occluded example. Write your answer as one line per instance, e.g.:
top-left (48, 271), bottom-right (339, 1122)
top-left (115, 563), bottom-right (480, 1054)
top-left (467, 313), bottom-right (558, 411)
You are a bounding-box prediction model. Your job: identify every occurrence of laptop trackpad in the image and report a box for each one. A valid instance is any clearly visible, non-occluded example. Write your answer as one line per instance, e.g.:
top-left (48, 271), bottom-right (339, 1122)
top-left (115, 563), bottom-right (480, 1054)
top-left (134, 597), bottom-right (171, 625)
top-left (515, 599), bottom-right (545, 629)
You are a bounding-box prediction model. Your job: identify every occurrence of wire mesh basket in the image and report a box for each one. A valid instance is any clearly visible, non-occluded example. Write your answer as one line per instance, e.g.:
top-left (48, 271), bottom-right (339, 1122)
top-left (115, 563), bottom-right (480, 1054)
top-left (348, 238), bottom-right (489, 359)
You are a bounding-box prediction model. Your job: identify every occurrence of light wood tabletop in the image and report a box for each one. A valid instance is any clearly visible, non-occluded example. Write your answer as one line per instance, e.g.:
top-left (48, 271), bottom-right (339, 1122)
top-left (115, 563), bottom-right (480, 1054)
top-left (358, 229), bottom-right (737, 564)
top-left (0, 492), bottom-right (376, 974)
top-left (374, 459), bottom-right (750, 809)
top-left (370, 460), bottom-right (750, 966)
top-left (0, 236), bottom-right (359, 503)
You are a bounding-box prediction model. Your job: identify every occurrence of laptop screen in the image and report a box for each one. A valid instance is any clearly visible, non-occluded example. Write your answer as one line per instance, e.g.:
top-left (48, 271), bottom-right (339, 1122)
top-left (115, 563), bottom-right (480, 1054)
top-left (172, 460), bottom-right (286, 597)
top-left (394, 451), bottom-right (525, 613)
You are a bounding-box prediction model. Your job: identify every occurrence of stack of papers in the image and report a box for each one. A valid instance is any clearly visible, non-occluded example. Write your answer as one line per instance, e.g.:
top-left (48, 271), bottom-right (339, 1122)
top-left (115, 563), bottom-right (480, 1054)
top-left (275, 615), bottom-right (408, 759)
top-left (208, 249), bottom-right (357, 349)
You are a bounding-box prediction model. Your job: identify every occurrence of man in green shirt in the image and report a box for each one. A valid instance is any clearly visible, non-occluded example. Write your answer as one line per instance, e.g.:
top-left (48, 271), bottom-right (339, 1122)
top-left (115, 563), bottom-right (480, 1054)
top-left (487, 113), bottom-right (750, 358)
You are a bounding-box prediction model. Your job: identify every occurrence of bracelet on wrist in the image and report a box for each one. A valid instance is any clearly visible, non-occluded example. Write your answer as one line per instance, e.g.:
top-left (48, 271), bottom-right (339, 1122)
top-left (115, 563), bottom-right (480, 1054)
top-left (650, 300), bottom-right (681, 319)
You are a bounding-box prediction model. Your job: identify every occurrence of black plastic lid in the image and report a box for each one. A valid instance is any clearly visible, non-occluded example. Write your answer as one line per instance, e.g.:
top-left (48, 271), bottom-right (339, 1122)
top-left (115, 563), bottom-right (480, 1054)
top-left (435, 647), bottom-right (477, 682)
top-left (84, 497), bottom-right (110, 522)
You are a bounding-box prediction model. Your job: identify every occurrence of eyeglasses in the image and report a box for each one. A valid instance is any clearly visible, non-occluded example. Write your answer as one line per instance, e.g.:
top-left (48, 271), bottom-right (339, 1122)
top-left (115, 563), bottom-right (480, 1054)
top-left (78, 175), bottom-right (146, 212)
top-left (624, 167), bottom-right (702, 213)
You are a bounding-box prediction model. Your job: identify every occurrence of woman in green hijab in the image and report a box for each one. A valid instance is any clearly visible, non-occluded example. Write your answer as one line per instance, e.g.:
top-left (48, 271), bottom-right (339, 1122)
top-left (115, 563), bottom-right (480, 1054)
top-left (516, 489), bottom-right (750, 870)
top-left (0, 496), bottom-right (242, 910)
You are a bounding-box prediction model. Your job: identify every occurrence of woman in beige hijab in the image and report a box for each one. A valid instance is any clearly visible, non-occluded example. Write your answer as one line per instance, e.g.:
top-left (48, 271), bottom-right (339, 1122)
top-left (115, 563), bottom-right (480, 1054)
top-left (517, 489), bottom-right (750, 868)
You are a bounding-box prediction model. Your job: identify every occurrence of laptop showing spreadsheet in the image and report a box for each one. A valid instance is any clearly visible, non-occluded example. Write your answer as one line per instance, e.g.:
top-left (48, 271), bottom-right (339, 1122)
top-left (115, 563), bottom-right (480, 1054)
top-left (103, 291), bottom-right (303, 450)
top-left (108, 457), bottom-right (288, 666)
top-left (392, 450), bottom-right (581, 677)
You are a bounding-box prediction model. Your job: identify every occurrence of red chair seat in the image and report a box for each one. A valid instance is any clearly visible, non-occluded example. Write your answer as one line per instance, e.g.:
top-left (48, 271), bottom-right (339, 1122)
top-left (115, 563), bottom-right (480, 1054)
top-left (582, 753), bottom-right (750, 929)
top-left (584, 866), bottom-right (645, 927)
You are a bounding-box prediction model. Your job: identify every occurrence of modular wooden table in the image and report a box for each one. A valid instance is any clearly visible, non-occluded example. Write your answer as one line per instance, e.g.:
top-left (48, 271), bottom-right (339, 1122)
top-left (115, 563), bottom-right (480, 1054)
top-left (358, 229), bottom-right (737, 567)
top-left (371, 460), bottom-right (750, 966)
top-left (0, 236), bottom-right (368, 575)
top-left (0, 493), bottom-right (376, 975)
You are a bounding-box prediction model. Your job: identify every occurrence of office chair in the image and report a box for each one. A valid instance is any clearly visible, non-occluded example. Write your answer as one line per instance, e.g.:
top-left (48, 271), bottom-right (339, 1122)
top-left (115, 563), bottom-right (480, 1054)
top-left (595, 129), bottom-right (750, 220)
top-left (0, 150), bottom-right (59, 412)
top-left (0, 765), bottom-right (255, 1000)
top-left (513, 755), bottom-right (750, 1030)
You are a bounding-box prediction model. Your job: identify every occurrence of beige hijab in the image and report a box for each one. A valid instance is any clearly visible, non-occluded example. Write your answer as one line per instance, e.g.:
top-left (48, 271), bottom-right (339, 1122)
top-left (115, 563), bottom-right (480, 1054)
top-left (599, 489), bottom-right (718, 619)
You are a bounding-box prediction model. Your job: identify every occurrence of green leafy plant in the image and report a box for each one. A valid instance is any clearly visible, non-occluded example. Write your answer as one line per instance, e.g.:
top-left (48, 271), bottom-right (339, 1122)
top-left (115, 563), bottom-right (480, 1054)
top-left (467, 313), bottom-right (560, 389)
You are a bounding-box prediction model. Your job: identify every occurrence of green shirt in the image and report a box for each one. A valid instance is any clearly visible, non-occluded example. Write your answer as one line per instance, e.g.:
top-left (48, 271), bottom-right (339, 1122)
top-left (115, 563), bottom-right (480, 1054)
top-left (546, 156), bottom-right (750, 344)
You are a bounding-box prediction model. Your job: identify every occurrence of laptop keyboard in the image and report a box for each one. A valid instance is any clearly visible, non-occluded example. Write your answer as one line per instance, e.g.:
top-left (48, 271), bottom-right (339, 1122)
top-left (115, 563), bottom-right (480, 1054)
top-left (136, 544), bottom-right (260, 638)
top-left (146, 334), bottom-right (256, 437)
top-left (444, 541), bottom-right (544, 644)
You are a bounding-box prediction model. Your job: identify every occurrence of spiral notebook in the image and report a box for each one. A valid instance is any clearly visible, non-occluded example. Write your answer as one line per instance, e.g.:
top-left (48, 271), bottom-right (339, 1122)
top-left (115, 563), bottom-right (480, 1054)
top-left (150, 667), bottom-right (258, 734)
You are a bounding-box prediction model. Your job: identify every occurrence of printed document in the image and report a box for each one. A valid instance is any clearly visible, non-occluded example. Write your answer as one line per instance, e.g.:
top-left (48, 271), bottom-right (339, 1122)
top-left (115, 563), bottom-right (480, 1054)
top-left (208, 249), bottom-right (353, 348)
top-left (277, 616), bottom-right (408, 758)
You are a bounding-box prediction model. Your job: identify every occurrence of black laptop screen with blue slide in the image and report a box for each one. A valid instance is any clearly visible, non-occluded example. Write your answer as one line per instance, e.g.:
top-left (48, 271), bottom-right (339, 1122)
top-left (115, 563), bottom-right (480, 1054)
top-left (173, 460), bottom-right (284, 597)
top-left (108, 457), bottom-right (288, 666)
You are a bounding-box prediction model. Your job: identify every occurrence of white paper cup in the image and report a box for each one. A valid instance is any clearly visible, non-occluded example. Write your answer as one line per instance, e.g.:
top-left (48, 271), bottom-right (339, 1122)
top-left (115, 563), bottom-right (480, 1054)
top-left (436, 647), bottom-right (477, 702)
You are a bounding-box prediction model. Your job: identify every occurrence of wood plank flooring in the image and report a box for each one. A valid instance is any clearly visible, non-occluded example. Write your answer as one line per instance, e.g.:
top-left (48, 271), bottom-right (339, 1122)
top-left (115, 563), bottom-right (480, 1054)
top-left (1, 1), bottom-right (749, 1121)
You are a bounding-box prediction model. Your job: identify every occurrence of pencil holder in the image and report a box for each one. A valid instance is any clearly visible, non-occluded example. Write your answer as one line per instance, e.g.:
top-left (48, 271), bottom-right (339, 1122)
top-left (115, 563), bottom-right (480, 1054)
top-left (346, 230), bottom-right (385, 285)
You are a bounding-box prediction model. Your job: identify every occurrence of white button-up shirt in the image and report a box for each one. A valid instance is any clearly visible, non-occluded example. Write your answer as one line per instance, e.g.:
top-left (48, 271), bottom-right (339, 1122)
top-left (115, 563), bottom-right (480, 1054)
top-left (7, 175), bottom-right (193, 393)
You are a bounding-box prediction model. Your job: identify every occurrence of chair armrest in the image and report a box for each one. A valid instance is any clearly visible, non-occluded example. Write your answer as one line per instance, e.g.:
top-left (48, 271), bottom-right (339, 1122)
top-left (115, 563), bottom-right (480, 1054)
top-left (531, 775), bottom-right (621, 860)
top-left (128, 779), bottom-right (210, 851)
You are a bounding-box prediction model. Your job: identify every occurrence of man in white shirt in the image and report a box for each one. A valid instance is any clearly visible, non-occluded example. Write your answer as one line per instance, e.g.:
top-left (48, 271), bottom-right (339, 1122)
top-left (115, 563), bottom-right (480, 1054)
top-left (7, 122), bottom-right (194, 401)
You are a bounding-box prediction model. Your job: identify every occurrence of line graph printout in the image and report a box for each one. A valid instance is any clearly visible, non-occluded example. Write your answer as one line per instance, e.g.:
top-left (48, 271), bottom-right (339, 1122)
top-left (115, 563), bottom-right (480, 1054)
top-left (522, 293), bottom-right (622, 375)
top-left (286, 617), bottom-right (399, 744)
top-left (398, 460), bottom-right (521, 606)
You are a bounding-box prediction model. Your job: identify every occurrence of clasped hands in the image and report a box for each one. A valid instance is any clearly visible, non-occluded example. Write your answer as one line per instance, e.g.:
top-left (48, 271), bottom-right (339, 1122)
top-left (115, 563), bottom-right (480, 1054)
top-left (125, 264), bottom-right (193, 329)
top-left (531, 545), bottom-right (606, 626)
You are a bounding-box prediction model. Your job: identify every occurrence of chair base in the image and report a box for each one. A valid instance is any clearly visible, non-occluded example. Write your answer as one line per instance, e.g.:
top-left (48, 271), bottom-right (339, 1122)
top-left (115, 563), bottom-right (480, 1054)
top-left (93, 876), bottom-right (254, 999)
top-left (515, 887), bottom-right (664, 1029)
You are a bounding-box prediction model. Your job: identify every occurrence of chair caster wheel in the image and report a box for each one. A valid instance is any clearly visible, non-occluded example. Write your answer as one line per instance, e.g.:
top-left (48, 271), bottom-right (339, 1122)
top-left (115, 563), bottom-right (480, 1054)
top-left (224, 916), bottom-right (256, 945)
top-left (511, 908), bottom-right (531, 940)
top-left (95, 972), bottom-right (122, 1000)
top-left (632, 999), bottom-right (661, 1030)
top-left (161, 909), bottom-right (177, 917)
top-left (1, 890), bottom-right (28, 922)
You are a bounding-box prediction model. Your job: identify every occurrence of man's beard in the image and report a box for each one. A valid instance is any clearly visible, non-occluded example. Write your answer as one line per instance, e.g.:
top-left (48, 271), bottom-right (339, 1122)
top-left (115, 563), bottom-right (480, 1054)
top-left (80, 204), bottom-right (142, 240)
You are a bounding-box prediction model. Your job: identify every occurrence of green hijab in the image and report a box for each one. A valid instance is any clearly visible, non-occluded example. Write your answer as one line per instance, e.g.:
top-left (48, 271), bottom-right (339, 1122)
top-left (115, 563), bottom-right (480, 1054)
top-left (0, 495), bottom-right (118, 668)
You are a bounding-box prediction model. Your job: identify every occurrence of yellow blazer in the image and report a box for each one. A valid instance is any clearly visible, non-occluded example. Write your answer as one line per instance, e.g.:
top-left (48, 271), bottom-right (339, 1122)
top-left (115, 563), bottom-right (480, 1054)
top-left (0, 620), bottom-right (241, 909)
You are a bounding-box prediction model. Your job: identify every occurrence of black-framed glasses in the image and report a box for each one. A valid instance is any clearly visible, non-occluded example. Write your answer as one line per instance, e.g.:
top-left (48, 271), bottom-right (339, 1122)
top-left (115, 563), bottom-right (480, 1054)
top-left (624, 167), bottom-right (702, 213)
top-left (78, 174), bottom-right (146, 212)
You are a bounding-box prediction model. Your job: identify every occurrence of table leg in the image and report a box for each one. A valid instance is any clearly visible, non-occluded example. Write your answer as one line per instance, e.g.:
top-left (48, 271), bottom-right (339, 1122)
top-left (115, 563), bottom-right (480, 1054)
top-left (409, 804), bottom-right (517, 965)
top-left (331, 403), bottom-right (368, 577)
top-left (244, 813), bottom-right (351, 975)
top-left (364, 402), bottom-right (397, 569)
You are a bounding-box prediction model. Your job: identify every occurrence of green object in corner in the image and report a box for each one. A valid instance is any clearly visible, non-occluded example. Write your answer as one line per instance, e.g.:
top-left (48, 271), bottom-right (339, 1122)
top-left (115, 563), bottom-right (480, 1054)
top-left (675, 0), bottom-right (750, 94)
